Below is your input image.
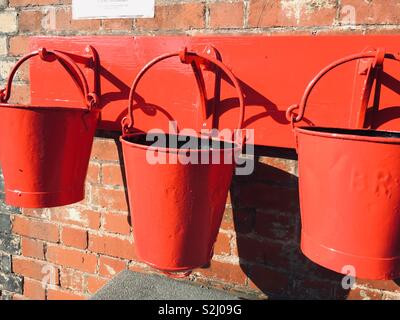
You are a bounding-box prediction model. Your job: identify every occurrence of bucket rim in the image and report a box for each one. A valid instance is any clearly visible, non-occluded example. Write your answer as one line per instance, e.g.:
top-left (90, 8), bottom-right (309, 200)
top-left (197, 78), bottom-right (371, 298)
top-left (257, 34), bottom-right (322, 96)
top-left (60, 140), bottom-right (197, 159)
top-left (139, 258), bottom-right (200, 273)
top-left (295, 126), bottom-right (400, 144)
top-left (120, 132), bottom-right (242, 154)
top-left (0, 102), bottom-right (96, 112)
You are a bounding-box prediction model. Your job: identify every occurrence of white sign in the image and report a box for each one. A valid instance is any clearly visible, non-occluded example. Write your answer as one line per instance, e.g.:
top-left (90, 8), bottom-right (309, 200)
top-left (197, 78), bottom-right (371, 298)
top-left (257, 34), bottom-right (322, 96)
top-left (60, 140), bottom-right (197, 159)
top-left (72, 0), bottom-right (155, 20)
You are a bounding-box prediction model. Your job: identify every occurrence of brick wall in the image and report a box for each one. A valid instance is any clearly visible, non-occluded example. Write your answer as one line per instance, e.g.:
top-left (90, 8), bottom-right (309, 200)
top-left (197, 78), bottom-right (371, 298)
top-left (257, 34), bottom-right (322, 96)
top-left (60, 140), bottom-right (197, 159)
top-left (1, 0), bottom-right (400, 300)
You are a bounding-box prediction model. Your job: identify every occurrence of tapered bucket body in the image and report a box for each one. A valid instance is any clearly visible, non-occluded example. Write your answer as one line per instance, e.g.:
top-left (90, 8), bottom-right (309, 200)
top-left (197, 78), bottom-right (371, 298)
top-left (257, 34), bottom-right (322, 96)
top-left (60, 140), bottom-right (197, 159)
top-left (296, 126), bottom-right (400, 280)
top-left (0, 105), bottom-right (99, 208)
top-left (121, 133), bottom-right (240, 272)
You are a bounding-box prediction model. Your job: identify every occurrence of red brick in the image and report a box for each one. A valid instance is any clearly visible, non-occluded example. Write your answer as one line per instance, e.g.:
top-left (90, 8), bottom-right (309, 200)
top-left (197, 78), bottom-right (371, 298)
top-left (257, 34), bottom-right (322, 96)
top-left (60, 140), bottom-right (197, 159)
top-left (21, 237), bottom-right (45, 260)
top-left (10, 0), bottom-right (59, 6)
top-left (61, 226), bottom-right (88, 250)
top-left (43, 7), bottom-right (101, 32)
top-left (136, 3), bottom-right (205, 30)
top-left (50, 207), bottom-right (100, 229)
top-left (214, 232), bottom-right (231, 256)
top-left (198, 277), bottom-right (252, 297)
top-left (24, 278), bottom-right (45, 300)
top-left (9, 35), bottom-right (30, 56)
top-left (347, 288), bottom-right (383, 300)
top-left (341, 0), bottom-right (400, 25)
top-left (209, 1), bottom-right (243, 28)
top-left (87, 162), bottom-right (101, 184)
top-left (249, 265), bottom-right (290, 296)
top-left (231, 240), bottom-right (239, 258)
top-left (103, 212), bottom-right (130, 235)
top-left (86, 275), bottom-right (108, 295)
top-left (46, 245), bottom-right (97, 273)
top-left (99, 256), bottom-right (127, 278)
top-left (258, 156), bottom-right (297, 173)
top-left (102, 163), bottom-right (124, 186)
top-left (198, 260), bottom-right (247, 285)
top-left (13, 294), bottom-right (29, 300)
top-left (102, 19), bottom-right (133, 31)
top-left (382, 292), bottom-right (400, 300)
top-left (128, 263), bottom-right (150, 273)
top-left (13, 215), bottom-right (59, 242)
top-left (355, 279), bottom-right (400, 293)
top-left (21, 208), bottom-right (49, 219)
top-left (248, 0), bottom-right (337, 27)
top-left (226, 191), bottom-right (232, 206)
top-left (8, 82), bottom-right (31, 105)
top-left (91, 138), bottom-right (120, 161)
top-left (47, 287), bottom-right (86, 300)
top-left (19, 10), bottom-right (42, 32)
top-left (60, 268), bottom-right (85, 292)
top-left (92, 187), bottom-right (129, 212)
top-left (88, 233), bottom-right (136, 260)
top-left (13, 256), bottom-right (59, 284)
top-left (220, 208), bottom-right (234, 231)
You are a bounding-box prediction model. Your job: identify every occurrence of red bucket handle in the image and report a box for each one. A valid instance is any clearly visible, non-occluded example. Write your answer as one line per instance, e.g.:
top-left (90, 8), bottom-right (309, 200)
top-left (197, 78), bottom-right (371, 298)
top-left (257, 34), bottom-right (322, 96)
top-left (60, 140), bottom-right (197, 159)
top-left (0, 48), bottom-right (99, 110)
top-left (122, 47), bottom-right (245, 135)
top-left (286, 49), bottom-right (400, 127)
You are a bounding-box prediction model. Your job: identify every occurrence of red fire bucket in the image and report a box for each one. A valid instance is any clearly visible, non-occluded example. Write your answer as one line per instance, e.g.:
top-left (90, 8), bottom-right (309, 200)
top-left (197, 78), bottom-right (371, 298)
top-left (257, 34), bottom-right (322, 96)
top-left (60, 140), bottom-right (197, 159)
top-left (287, 49), bottom-right (400, 280)
top-left (120, 49), bottom-right (245, 275)
top-left (0, 48), bottom-right (100, 208)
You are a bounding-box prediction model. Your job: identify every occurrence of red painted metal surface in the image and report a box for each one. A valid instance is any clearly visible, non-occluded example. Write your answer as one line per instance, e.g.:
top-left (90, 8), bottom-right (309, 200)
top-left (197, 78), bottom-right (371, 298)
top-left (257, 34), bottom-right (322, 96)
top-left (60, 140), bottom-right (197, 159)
top-left (290, 50), bottom-right (400, 280)
top-left (28, 35), bottom-right (400, 148)
top-left (0, 48), bottom-right (100, 208)
top-left (120, 49), bottom-right (243, 274)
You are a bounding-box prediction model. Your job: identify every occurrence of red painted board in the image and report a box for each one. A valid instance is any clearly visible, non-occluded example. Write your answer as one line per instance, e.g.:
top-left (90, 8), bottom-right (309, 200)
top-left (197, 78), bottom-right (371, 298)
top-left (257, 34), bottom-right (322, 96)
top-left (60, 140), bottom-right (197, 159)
top-left (28, 35), bottom-right (400, 148)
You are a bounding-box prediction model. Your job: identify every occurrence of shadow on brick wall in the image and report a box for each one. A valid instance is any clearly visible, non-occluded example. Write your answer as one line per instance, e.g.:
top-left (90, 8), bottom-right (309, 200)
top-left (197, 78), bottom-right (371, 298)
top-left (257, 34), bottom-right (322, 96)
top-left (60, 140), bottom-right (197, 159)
top-left (231, 146), bottom-right (351, 300)
top-left (109, 132), bottom-right (133, 228)
top-left (102, 131), bottom-right (400, 299)
top-left (108, 130), bottom-right (352, 299)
